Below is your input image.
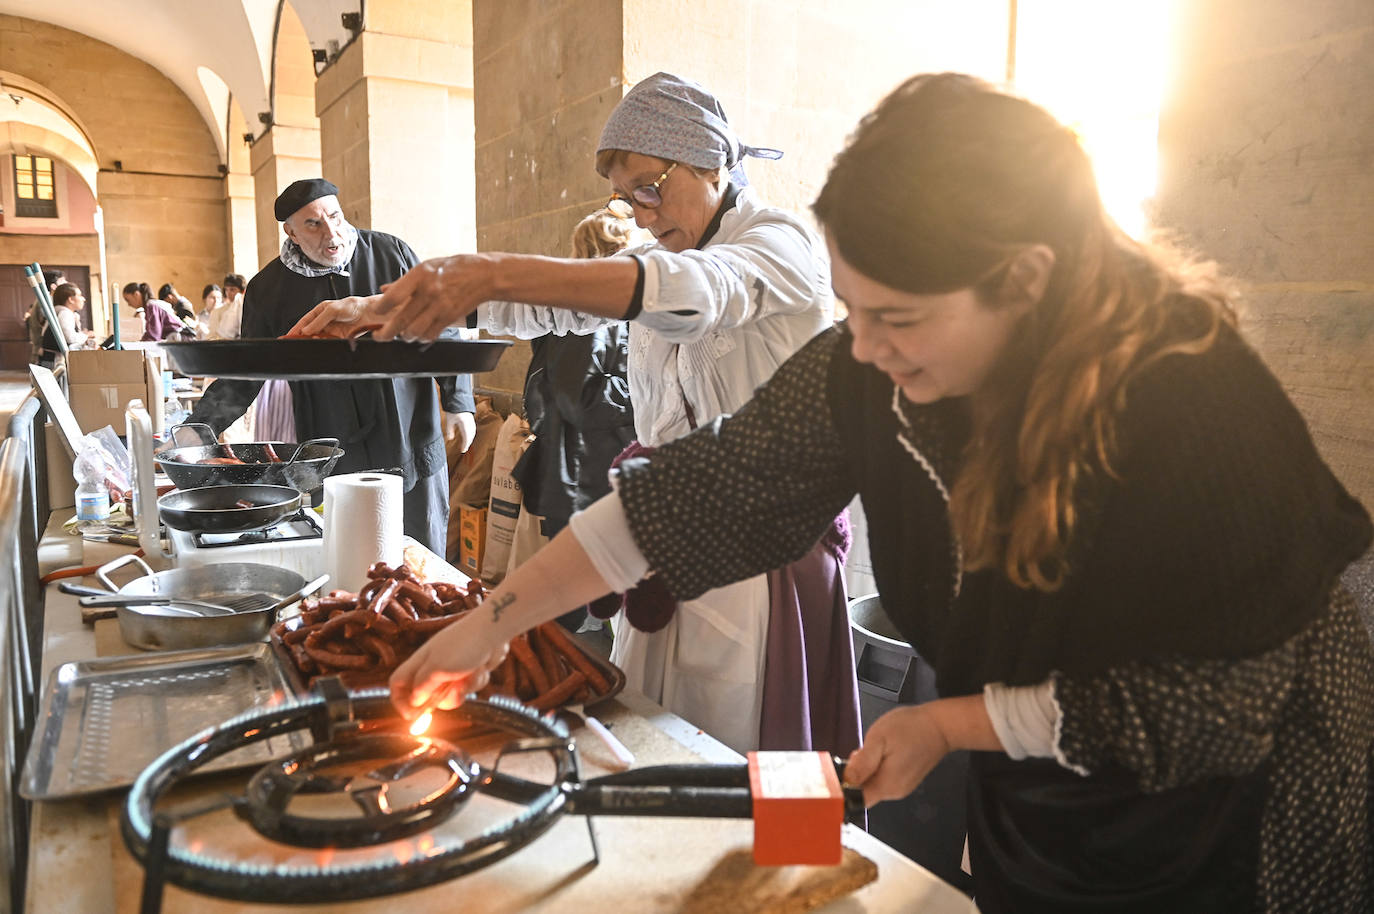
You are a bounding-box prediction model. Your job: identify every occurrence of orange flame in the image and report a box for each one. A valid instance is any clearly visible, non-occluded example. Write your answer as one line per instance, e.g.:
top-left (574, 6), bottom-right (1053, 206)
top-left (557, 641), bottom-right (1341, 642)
top-left (409, 710), bottom-right (433, 737)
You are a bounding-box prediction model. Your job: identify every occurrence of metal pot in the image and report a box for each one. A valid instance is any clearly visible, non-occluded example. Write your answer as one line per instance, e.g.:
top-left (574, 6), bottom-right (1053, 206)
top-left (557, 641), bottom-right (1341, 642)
top-left (154, 424), bottom-right (342, 492)
top-left (87, 555), bottom-right (309, 651)
top-left (158, 484), bottom-right (302, 534)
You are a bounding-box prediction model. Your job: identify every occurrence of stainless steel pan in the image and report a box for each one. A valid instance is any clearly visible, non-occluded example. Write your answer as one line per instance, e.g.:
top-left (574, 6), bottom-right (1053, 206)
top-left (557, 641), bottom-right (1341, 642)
top-left (75, 555), bottom-right (312, 651)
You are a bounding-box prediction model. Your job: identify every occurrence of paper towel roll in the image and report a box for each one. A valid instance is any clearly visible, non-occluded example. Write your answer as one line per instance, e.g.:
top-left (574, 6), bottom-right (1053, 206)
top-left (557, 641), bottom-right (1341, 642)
top-left (323, 472), bottom-right (405, 594)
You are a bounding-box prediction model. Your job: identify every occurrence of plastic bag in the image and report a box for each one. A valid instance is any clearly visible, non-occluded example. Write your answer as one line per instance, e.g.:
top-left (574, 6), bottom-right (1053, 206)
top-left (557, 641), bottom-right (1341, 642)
top-left (83, 425), bottom-right (131, 500)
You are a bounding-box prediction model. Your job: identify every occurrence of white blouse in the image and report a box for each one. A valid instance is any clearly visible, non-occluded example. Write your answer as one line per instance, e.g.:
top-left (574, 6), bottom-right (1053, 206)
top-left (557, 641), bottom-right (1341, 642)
top-left (478, 187), bottom-right (834, 446)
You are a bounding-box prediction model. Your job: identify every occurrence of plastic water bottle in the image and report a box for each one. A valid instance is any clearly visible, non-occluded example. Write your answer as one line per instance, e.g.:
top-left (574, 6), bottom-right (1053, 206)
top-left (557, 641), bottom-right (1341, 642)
top-left (73, 438), bottom-right (111, 529)
top-left (164, 394), bottom-right (189, 428)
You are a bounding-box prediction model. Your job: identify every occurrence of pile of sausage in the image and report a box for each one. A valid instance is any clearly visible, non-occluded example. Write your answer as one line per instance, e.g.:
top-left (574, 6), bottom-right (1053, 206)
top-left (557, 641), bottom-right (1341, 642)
top-left (271, 561), bottom-right (613, 710)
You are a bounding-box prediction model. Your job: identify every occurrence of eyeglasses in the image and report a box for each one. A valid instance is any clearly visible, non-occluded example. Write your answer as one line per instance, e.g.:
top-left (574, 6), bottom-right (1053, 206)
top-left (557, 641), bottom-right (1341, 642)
top-left (608, 161), bottom-right (678, 215)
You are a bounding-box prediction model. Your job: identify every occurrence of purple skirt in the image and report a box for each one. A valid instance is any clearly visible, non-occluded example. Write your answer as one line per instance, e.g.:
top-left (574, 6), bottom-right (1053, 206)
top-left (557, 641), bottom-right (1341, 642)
top-left (759, 521), bottom-right (863, 758)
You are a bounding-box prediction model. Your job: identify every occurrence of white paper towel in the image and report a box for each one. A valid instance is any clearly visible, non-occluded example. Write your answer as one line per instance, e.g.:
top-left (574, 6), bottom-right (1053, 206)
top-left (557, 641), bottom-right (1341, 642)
top-left (323, 472), bottom-right (404, 594)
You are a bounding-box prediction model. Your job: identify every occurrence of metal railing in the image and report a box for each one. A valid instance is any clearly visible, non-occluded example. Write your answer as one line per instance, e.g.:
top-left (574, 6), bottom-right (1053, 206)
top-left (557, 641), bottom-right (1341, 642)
top-left (1, 390), bottom-right (52, 914)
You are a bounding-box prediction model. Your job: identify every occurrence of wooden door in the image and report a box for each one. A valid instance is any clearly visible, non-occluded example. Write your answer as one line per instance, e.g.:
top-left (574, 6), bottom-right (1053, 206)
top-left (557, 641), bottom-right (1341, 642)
top-left (0, 264), bottom-right (92, 369)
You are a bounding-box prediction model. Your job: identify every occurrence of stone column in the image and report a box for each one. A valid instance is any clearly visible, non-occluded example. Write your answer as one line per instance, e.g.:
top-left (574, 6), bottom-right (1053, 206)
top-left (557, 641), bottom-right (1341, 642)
top-left (249, 123), bottom-right (323, 267)
top-left (247, 3), bottom-right (323, 268)
top-left (223, 172), bottom-right (256, 277)
top-left (314, 0), bottom-right (475, 260)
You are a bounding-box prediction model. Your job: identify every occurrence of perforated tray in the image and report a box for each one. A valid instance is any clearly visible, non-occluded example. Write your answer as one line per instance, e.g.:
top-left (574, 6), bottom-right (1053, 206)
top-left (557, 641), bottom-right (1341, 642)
top-left (20, 643), bottom-right (308, 799)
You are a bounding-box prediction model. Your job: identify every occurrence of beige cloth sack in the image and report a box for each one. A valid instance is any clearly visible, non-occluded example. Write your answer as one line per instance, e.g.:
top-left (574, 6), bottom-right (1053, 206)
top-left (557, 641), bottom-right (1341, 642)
top-left (481, 412), bottom-right (532, 583)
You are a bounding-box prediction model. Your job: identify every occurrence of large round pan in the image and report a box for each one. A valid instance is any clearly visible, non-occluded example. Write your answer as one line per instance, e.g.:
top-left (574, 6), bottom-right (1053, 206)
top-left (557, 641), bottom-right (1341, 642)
top-left (158, 484), bottom-right (302, 534)
top-left (155, 427), bottom-right (342, 492)
top-left (160, 338), bottom-right (510, 380)
top-left (90, 556), bottom-right (310, 651)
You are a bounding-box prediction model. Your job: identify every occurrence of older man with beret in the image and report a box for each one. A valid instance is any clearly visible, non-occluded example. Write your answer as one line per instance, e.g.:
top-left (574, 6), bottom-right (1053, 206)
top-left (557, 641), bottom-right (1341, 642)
top-left (189, 179), bottom-right (475, 555)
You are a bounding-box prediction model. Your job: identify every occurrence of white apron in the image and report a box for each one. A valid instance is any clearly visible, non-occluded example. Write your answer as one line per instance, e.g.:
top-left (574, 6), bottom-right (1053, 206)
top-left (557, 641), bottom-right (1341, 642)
top-left (609, 575), bottom-right (768, 755)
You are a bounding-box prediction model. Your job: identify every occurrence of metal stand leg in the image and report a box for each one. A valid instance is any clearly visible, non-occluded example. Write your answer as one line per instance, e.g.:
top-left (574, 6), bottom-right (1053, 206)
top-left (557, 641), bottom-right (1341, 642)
top-left (139, 816), bottom-right (171, 914)
top-left (572, 745), bottom-right (600, 867)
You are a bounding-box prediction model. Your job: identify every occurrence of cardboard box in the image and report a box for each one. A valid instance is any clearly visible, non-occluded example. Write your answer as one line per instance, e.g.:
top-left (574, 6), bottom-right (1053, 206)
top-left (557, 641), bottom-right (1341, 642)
top-left (66, 348), bottom-right (148, 385)
top-left (458, 503), bottom-right (488, 577)
top-left (65, 349), bottom-right (163, 435)
top-left (748, 751), bottom-right (844, 866)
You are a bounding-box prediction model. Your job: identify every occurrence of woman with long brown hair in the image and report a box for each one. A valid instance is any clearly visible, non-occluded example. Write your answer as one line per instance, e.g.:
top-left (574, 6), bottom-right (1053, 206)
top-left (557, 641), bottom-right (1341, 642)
top-left (381, 73), bottom-right (1367, 910)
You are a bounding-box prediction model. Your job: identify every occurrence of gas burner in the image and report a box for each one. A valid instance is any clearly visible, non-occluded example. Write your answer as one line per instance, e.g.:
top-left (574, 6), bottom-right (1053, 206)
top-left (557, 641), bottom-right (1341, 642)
top-left (123, 679), bottom-right (863, 913)
top-left (191, 509), bottom-right (322, 548)
top-left (238, 733), bottom-right (480, 847)
top-left (124, 682), bottom-right (583, 910)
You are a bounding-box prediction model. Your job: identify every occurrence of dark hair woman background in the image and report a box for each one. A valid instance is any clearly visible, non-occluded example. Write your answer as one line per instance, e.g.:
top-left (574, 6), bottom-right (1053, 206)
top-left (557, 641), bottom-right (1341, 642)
top-left (122, 281), bottom-right (190, 341)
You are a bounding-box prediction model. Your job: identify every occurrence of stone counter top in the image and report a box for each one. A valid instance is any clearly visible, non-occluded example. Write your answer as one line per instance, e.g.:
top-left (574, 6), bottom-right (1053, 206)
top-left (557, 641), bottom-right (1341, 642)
top-left (25, 514), bottom-right (975, 914)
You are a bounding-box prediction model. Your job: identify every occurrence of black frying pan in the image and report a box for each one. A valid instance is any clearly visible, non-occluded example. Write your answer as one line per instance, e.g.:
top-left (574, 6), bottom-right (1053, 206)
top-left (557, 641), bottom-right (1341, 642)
top-left (160, 338), bottom-right (510, 380)
top-left (158, 484), bottom-right (303, 534)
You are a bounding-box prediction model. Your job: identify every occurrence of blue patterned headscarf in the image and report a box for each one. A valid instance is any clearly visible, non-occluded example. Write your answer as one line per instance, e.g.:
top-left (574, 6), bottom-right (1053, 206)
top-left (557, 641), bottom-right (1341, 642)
top-left (597, 72), bottom-right (782, 186)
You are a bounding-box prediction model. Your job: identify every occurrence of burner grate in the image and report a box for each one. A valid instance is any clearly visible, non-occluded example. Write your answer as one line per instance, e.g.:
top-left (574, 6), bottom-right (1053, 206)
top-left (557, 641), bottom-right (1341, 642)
top-left (191, 509), bottom-right (322, 549)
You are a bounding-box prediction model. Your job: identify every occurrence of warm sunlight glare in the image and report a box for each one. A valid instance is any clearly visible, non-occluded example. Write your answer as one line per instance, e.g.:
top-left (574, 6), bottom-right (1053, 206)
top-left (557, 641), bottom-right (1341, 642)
top-left (1014, 1), bottom-right (1176, 238)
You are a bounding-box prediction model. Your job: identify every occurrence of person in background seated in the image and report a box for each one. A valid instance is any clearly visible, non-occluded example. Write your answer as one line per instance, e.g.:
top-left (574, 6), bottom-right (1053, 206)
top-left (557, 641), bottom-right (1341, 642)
top-left (200, 284), bottom-right (223, 326)
top-left (159, 283), bottom-right (202, 337)
top-left (204, 274), bottom-right (244, 340)
top-left (38, 282), bottom-right (96, 369)
top-left (123, 282), bottom-right (190, 342)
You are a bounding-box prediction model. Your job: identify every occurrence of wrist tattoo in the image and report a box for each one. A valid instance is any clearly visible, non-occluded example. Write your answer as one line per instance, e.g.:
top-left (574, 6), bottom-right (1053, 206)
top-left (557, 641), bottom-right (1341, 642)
top-left (490, 592), bottom-right (515, 623)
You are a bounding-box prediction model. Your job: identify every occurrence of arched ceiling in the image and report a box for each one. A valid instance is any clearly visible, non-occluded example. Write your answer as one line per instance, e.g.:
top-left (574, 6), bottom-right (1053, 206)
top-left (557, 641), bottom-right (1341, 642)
top-left (0, 0), bottom-right (358, 162)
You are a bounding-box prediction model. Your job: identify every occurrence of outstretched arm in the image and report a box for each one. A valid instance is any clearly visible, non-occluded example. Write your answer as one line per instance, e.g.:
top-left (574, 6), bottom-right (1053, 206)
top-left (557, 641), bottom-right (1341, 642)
top-left (389, 526), bottom-right (613, 714)
top-left (289, 253), bottom-right (639, 341)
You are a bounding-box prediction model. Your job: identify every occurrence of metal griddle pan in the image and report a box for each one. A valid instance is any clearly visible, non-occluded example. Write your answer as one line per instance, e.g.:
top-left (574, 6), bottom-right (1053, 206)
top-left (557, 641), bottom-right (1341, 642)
top-left (160, 338), bottom-right (511, 380)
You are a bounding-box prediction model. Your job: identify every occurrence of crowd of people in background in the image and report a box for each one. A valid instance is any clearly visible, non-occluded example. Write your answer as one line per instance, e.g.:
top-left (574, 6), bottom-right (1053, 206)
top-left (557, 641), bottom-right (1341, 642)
top-left (24, 270), bottom-right (250, 366)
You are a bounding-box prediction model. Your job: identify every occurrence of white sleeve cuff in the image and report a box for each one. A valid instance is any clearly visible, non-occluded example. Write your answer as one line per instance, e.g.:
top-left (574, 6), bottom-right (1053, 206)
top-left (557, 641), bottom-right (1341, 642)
top-left (983, 680), bottom-right (1059, 760)
top-left (567, 490), bottom-right (649, 594)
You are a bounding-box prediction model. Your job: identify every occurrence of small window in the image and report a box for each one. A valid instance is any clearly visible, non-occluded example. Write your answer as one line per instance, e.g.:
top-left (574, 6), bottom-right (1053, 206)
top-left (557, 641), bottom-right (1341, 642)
top-left (14, 154), bottom-right (58, 218)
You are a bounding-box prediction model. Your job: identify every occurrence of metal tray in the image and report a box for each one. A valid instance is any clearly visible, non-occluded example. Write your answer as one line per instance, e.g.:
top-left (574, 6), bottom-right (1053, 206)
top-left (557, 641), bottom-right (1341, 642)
top-left (160, 338), bottom-right (510, 379)
top-left (20, 643), bottom-right (309, 800)
top-left (269, 622), bottom-right (626, 710)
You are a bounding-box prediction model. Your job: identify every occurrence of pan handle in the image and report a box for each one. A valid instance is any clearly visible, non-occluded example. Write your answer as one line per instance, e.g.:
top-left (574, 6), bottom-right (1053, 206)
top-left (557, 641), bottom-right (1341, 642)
top-left (95, 553), bottom-right (155, 593)
top-left (166, 422), bottom-right (218, 449)
top-left (58, 581), bottom-right (114, 598)
top-left (287, 438), bottom-right (340, 465)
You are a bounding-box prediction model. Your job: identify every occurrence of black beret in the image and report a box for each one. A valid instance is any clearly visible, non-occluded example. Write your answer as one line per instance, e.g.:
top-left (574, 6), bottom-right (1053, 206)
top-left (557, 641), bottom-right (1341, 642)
top-left (274, 178), bottom-right (339, 221)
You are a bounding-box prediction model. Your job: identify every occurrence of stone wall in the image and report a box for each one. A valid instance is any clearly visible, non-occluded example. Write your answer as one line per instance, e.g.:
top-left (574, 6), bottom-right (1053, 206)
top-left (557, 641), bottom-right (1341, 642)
top-left (472, 0), bottom-right (625, 397)
top-left (252, 1), bottom-right (323, 269)
top-left (1156, 0), bottom-right (1374, 509)
top-left (98, 171), bottom-right (229, 340)
top-left (621, 0), bottom-right (1009, 215)
top-left (470, 0), bottom-right (1010, 402)
top-left (0, 15), bottom-right (229, 341)
top-left (315, 0), bottom-right (475, 261)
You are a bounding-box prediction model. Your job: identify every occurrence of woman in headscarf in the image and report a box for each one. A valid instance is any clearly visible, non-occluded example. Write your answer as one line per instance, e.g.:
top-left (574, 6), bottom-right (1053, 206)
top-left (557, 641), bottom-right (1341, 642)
top-left (293, 72), bottom-right (860, 758)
